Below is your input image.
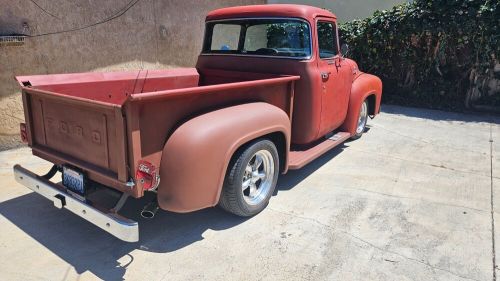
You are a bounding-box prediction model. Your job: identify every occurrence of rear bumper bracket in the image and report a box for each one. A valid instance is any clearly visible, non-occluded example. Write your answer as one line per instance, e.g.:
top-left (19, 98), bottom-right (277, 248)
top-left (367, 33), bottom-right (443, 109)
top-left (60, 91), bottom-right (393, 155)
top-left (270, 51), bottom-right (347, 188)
top-left (13, 164), bottom-right (139, 242)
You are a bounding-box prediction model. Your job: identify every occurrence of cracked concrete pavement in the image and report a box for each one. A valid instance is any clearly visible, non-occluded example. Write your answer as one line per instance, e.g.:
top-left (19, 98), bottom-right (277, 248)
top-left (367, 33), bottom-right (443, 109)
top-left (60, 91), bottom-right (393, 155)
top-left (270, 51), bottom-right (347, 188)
top-left (0, 105), bottom-right (498, 281)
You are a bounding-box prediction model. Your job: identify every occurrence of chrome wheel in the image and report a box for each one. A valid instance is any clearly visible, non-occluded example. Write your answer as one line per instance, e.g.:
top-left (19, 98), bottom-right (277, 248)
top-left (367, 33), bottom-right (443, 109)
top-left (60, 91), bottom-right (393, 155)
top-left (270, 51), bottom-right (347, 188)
top-left (241, 150), bottom-right (274, 205)
top-left (219, 139), bottom-right (279, 216)
top-left (356, 101), bottom-right (368, 134)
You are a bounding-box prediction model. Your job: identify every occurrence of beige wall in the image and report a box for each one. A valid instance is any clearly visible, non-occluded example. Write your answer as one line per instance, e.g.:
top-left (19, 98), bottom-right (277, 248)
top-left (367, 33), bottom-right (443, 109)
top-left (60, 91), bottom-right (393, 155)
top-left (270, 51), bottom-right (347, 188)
top-left (268, 0), bottom-right (407, 22)
top-left (0, 0), bottom-right (264, 150)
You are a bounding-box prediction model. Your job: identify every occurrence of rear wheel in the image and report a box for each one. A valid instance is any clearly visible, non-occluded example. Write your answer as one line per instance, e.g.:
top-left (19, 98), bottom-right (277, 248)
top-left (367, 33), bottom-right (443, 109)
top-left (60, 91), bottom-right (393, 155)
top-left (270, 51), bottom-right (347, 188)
top-left (219, 139), bottom-right (279, 217)
top-left (351, 99), bottom-right (368, 140)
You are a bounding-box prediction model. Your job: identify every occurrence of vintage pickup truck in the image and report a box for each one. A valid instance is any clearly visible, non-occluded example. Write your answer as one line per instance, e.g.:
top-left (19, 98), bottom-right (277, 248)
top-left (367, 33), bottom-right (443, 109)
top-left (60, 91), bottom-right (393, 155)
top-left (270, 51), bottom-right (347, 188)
top-left (13, 5), bottom-right (382, 242)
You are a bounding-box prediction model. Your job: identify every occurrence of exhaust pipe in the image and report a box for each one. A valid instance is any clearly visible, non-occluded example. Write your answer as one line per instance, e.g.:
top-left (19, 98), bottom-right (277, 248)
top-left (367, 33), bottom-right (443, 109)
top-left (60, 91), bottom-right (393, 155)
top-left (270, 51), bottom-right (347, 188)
top-left (141, 200), bottom-right (159, 219)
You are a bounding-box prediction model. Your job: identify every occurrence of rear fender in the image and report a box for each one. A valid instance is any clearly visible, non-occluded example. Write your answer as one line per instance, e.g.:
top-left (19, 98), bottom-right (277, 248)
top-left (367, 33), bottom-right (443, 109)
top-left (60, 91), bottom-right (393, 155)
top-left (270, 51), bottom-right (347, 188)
top-left (157, 102), bottom-right (291, 212)
top-left (341, 74), bottom-right (382, 135)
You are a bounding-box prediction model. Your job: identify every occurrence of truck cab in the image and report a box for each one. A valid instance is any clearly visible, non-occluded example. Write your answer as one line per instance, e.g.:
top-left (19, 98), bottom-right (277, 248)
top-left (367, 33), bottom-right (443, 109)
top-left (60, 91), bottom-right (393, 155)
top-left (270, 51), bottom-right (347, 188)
top-left (197, 5), bottom-right (381, 144)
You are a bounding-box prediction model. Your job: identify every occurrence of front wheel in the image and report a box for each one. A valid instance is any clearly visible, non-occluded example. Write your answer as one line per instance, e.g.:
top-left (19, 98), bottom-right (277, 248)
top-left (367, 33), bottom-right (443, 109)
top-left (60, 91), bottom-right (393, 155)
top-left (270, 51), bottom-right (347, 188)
top-left (351, 99), bottom-right (369, 140)
top-left (219, 139), bottom-right (279, 217)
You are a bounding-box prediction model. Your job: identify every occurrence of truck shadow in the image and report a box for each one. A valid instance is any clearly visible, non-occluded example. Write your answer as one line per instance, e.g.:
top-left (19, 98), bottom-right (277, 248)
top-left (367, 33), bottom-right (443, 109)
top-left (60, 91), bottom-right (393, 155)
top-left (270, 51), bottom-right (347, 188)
top-left (0, 145), bottom-right (346, 280)
top-left (276, 145), bottom-right (346, 192)
top-left (0, 192), bottom-right (248, 280)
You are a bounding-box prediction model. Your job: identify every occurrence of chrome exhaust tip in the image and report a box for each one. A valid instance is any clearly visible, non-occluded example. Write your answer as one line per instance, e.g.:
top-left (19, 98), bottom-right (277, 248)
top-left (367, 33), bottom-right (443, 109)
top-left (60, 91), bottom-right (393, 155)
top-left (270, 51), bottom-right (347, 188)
top-left (141, 200), bottom-right (159, 219)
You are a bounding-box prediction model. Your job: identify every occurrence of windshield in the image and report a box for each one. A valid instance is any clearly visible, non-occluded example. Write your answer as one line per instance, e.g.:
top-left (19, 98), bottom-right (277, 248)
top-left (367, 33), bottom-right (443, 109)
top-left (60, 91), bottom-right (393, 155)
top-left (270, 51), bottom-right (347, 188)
top-left (202, 19), bottom-right (311, 59)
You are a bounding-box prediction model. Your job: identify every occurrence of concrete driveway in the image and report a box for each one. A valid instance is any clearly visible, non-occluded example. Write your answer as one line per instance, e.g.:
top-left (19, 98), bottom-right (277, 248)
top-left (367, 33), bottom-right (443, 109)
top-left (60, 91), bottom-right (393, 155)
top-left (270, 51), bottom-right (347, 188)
top-left (0, 105), bottom-right (498, 281)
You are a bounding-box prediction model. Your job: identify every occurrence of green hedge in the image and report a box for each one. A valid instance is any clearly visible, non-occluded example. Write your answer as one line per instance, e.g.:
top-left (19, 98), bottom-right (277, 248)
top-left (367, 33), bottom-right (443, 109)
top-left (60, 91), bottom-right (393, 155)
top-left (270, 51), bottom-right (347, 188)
top-left (339, 0), bottom-right (499, 111)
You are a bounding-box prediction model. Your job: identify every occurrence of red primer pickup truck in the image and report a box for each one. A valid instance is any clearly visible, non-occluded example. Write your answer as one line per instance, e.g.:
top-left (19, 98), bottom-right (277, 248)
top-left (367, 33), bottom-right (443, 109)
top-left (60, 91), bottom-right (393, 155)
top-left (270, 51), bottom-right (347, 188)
top-left (13, 5), bottom-right (382, 242)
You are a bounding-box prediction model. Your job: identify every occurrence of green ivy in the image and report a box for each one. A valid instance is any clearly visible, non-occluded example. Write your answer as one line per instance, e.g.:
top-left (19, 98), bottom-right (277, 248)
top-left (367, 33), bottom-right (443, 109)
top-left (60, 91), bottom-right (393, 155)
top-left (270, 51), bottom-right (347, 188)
top-left (339, 0), bottom-right (499, 111)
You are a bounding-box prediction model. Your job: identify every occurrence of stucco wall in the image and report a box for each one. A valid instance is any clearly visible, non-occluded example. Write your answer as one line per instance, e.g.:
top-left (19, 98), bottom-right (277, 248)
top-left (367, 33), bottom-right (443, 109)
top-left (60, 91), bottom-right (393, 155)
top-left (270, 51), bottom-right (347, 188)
top-left (0, 0), bottom-right (264, 150)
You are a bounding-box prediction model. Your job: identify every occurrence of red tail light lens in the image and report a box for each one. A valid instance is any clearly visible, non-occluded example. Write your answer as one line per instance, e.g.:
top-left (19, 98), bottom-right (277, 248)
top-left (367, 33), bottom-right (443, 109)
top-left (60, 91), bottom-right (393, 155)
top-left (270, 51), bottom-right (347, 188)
top-left (136, 160), bottom-right (159, 191)
top-left (20, 123), bottom-right (28, 143)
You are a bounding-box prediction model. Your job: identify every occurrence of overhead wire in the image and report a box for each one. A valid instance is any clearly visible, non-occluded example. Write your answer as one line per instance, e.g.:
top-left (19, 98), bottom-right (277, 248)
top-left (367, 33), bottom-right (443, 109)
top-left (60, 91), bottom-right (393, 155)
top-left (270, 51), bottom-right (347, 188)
top-left (28, 0), bottom-right (141, 37)
top-left (29, 0), bottom-right (61, 20)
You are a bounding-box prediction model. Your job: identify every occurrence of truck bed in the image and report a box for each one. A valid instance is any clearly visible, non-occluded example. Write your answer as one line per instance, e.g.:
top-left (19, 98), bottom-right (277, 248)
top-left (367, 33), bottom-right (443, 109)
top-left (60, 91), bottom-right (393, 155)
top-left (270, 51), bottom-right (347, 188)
top-left (17, 68), bottom-right (299, 197)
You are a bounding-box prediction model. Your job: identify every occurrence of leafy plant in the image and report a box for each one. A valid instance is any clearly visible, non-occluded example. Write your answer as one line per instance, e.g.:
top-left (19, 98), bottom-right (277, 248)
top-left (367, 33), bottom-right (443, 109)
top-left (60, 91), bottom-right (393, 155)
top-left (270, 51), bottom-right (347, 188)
top-left (339, 0), bottom-right (499, 111)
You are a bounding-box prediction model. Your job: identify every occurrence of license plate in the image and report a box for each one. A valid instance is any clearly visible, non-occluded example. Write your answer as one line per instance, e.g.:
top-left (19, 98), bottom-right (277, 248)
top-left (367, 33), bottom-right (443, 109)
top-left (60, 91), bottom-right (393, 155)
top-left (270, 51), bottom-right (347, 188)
top-left (62, 166), bottom-right (85, 195)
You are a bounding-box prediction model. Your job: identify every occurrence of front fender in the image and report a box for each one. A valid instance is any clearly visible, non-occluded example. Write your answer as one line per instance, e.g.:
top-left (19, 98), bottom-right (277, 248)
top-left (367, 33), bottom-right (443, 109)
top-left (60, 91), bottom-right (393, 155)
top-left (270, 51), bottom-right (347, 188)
top-left (157, 102), bottom-right (291, 213)
top-left (341, 73), bottom-right (383, 135)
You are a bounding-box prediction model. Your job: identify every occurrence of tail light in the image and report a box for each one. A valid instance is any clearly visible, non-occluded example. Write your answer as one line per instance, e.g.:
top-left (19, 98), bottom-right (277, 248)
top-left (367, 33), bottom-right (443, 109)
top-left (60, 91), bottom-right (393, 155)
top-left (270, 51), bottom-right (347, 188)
top-left (20, 123), bottom-right (28, 143)
top-left (135, 160), bottom-right (160, 191)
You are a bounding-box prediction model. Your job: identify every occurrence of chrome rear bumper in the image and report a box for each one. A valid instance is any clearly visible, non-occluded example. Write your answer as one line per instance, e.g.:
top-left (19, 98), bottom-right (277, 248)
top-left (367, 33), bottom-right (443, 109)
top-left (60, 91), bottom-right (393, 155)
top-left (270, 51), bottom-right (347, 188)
top-left (13, 165), bottom-right (139, 242)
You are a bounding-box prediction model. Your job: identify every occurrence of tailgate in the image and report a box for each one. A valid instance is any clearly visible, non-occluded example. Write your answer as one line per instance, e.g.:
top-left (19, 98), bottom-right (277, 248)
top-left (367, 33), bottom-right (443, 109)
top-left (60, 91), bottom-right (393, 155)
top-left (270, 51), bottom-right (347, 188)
top-left (22, 88), bottom-right (129, 184)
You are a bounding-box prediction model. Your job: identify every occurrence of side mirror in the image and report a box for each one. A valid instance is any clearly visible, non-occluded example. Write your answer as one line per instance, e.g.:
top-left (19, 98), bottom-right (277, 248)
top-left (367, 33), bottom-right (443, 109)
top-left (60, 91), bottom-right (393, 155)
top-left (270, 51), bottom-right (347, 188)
top-left (341, 43), bottom-right (350, 58)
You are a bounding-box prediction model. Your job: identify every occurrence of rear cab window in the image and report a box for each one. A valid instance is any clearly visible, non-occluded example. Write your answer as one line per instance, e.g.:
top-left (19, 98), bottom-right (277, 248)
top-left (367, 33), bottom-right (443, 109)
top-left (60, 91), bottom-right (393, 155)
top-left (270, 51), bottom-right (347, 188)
top-left (211, 24), bottom-right (241, 51)
top-left (203, 18), bottom-right (312, 59)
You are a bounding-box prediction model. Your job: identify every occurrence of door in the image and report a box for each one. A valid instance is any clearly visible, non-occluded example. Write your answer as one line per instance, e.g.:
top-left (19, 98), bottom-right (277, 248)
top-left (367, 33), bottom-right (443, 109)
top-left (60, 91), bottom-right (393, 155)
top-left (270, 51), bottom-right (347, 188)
top-left (316, 19), bottom-right (352, 136)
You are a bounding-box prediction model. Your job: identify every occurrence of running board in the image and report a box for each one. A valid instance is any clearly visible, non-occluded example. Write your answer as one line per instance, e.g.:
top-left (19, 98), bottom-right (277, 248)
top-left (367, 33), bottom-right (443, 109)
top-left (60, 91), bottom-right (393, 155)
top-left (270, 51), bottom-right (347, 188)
top-left (288, 132), bottom-right (351, 170)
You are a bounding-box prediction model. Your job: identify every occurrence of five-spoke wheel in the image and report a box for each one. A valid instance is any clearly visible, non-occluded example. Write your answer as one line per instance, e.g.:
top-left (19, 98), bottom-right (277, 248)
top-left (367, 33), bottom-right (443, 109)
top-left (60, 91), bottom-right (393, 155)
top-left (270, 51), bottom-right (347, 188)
top-left (241, 150), bottom-right (274, 206)
top-left (219, 139), bottom-right (279, 216)
top-left (351, 99), bottom-right (368, 140)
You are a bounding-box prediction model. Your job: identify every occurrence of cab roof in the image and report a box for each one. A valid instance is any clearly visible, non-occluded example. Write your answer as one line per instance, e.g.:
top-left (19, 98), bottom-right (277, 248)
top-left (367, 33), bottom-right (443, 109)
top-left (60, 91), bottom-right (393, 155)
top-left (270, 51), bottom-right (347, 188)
top-left (206, 4), bottom-right (336, 22)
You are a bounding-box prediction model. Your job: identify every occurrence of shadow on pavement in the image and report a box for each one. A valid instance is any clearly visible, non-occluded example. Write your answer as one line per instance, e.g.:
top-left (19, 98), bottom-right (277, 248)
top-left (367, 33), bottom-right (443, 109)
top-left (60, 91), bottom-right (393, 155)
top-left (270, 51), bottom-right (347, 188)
top-left (0, 192), bottom-right (247, 280)
top-left (382, 104), bottom-right (500, 124)
top-left (276, 145), bottom-right (345, 192)
top-left (0, 145), bottom-right (347, 280)
top-left (0, 147), bottom-right (346, 280)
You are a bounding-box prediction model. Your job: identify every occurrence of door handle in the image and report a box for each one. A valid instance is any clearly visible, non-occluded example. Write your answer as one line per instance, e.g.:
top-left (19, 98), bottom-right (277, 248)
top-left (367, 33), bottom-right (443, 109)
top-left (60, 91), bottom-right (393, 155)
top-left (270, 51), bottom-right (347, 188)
top-left (321, 72), bottom-right (331, 80)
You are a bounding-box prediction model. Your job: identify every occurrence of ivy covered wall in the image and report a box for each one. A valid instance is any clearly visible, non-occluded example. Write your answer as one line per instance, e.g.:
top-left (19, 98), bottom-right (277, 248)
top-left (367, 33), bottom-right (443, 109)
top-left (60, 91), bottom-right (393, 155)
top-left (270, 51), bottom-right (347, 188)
top-left (339, 0), bottom-right (499, 112)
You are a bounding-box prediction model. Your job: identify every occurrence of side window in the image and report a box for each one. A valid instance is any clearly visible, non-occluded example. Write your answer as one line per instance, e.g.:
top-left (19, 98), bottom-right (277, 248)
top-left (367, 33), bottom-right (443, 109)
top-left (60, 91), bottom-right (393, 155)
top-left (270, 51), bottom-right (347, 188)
top-left (210, 24), bottom-right (241, 51)
top-left (317, 21), bottom-right (338, 59)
